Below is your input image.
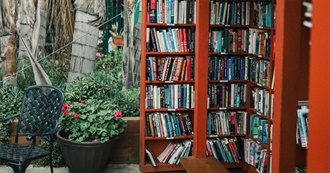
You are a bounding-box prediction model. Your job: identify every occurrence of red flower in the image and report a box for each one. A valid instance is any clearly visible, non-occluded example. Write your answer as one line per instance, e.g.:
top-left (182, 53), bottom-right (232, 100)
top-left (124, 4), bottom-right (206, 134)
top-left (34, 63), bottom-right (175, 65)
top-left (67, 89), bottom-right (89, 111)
top-left (113, 110), bottom-right (122, 118)
top-left (63, 110), bottom-right (69, 115)
top-left (80, 99), bottom-right (88, 104)
top-left (62, 103), bottom-right (70, 111)
top-left (74, 113), bottom-right (80, 119)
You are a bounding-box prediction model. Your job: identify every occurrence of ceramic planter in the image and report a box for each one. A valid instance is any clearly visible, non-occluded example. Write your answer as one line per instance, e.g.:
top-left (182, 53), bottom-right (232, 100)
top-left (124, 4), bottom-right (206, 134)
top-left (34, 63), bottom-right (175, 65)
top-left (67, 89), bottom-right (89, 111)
top-left (56, 130), bottom-right (116, 173)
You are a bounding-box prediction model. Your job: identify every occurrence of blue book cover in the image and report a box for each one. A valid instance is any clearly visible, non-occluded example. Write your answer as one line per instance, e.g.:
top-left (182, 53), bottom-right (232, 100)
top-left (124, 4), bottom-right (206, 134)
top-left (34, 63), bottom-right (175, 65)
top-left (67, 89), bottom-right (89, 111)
top-left (217, 31), bottom-right (222, 52)
top-left (239, 57), bottom-right (244, 80)
top-left (165, 113), bottom-right (173, 137)
top-left (167, 0), bottom-right (172, 24)
top-left (166, 85), bottom-right (171, 108)
top-left (167, 28), bottom-right (176, 52)
top-left (175, 115), bottom-right (182, 136)
top-left (182, 85), bottom-right (187, 108)
top-left (148, 57), bottom-right (154, 81)
top-left (207, 113), bottom-right (212, 135)
top-left (213, 57), bottom-right (218, 80)
top-left (266, 3), bottom-right (272, 27)
top-left (161, 30), bottom-right (169, 52)
top-left (216, 139), bottom-right (228, 162)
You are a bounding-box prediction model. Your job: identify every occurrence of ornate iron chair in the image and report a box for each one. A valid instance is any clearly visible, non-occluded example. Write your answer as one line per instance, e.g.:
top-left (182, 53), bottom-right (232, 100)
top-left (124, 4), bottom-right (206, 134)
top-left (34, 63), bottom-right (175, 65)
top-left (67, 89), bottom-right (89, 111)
top-left (0, 85), bottom-right (64, 173)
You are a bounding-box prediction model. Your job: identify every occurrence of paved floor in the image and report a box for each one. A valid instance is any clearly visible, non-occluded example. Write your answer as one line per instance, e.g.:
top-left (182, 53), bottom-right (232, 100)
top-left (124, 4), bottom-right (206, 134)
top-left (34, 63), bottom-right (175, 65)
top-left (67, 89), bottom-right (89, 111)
top-left (0, 164), bottom-right (141, 173)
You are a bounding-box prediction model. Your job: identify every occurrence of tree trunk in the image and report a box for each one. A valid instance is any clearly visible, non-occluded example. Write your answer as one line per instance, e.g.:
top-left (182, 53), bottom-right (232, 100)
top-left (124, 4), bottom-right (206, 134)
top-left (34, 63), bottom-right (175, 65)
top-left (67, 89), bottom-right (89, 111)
top-left (1, 34), bottom-right (17, 86)
top-left (18, 0), bottom-right (49, 57)
top-left (122, 0), bottom-right (140, 90)
top-left (67, 0), bottom-right (105, 83)
top-left (0, 0), bottom-right (18, 86)
top-left (17, 0), bottom-right (51, 85)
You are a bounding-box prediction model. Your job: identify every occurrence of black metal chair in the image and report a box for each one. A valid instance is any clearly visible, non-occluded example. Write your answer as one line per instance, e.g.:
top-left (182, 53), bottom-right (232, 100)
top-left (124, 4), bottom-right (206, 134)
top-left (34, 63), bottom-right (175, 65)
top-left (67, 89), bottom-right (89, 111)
top-left (0, 85), bottom-right (64, 173)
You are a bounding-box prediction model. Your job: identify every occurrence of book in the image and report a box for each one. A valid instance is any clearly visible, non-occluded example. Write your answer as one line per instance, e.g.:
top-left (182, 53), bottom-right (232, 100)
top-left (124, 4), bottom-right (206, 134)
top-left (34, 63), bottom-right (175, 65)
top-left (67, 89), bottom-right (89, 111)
top-left (145, 148), bottom-right (157, 167)
top-left (297, 100), bottom-right (309, 148)
top-left (157, 142), bottom-right (175, 163)
top-left (149, 0), bottom-right (157, 23)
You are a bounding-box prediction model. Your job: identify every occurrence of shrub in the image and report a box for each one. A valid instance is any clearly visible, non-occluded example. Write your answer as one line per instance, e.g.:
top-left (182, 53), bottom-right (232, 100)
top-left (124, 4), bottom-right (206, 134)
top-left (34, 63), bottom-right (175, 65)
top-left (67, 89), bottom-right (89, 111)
top-left (0, 86), bottom-right (24, 145)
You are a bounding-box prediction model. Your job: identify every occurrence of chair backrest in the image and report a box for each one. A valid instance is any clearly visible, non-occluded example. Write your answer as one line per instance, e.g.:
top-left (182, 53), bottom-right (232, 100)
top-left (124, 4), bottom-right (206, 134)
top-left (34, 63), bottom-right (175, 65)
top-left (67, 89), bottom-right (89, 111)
top-left (15, 85), bottom-right (64, 140)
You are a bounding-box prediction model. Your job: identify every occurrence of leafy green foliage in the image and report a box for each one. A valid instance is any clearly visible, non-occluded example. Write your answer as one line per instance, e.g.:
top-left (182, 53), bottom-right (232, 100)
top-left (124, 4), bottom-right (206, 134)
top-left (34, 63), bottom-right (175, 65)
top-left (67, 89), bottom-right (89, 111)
top-left (116, 86), bottom-right (140, 117)
top-left (64, 71), bottom-right (122, 102)
top-left (95, 50), bottom-right (122, 72)
top-left (60, 99), bottom-right (127, 143)
top-left (16, 55), bottom-right (69, 89)
top-left (0, 86), bottom-right (23, 145)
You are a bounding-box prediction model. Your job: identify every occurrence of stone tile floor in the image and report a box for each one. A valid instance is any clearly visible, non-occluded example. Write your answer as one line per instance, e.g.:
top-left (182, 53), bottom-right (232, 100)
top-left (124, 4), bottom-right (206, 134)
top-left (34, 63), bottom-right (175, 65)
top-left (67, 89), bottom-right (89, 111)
top-left (0, 164), bottom-right (141, 173)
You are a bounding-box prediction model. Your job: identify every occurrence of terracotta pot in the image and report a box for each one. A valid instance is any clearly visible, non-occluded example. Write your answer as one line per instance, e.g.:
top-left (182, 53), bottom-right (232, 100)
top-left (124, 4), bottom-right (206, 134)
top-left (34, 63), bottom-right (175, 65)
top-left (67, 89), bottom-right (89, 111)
top-left (113, 36), bottom-right (123, 46)
top-left (56, 130), bottom-right (116, 173)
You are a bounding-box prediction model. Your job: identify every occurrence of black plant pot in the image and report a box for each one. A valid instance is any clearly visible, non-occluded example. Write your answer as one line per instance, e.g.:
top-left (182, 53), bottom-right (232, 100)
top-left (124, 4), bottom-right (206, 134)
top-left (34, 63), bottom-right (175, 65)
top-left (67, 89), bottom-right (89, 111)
top-left (56, 130), bottom-right (116, 173)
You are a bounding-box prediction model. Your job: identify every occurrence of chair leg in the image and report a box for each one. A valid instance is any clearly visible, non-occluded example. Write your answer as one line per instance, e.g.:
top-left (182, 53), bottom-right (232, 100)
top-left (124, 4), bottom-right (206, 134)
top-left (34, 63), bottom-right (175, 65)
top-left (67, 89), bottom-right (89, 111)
top-left (8, 161), bottom-right (30, 173)
top-left (49, 140), bottom-right (54, 173)
top-left (49, 154), bottom-right (54, 173)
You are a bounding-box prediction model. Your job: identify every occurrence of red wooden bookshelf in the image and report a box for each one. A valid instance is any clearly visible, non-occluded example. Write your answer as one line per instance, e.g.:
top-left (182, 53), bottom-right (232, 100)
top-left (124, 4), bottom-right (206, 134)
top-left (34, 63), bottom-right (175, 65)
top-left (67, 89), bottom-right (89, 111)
top-left (307, 1), bottom-right (330, 172)
top-left (273, 0), bottom-right (330, 172)
top-left (140, 1), bottom-right (277, 172)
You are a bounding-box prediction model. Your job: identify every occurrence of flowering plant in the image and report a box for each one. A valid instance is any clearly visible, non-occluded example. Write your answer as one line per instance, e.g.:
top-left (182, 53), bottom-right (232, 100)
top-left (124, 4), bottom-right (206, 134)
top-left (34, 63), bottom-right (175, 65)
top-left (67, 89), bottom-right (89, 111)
top-left (59, 98), bottom-right (127, 143)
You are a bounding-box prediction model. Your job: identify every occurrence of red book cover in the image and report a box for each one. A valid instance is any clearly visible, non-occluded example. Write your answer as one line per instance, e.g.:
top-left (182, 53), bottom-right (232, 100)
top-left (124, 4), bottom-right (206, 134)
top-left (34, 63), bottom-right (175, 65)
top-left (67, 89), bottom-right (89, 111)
top-left (161, 143), bottom-right (176, 163)
top-left (182, 28), bottom-right (188, 52)
top-left (180, 59), bottom-right (187, 81)
top-left (179, 28), bottom-right (184, 52)
top-left (206, 141), bottom-right (213, 156)
top-left (173, 57), bottom-right (184, 81)
top-left (230, 112), bottom-right (237, 134)
top-left (228, 139), bottom-right (239, 163)
top-left (185, 56), bottom-right (191, 81)
top-left (237, 29), bottom-right (242, 52)
top-left (177, 113), bottom-right (187, 136)
top-left (149, 0), bottom-right (157, 23)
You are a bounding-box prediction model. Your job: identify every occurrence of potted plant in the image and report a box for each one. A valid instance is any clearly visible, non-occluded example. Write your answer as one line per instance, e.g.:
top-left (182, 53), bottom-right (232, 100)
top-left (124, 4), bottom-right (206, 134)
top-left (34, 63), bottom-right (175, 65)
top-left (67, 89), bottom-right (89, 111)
top-left (55, 71), bottom-right (127, 173)
top-left (109, 22), bottom-right (124, 46)
top-left (57, 98), bottom-right (127, 173)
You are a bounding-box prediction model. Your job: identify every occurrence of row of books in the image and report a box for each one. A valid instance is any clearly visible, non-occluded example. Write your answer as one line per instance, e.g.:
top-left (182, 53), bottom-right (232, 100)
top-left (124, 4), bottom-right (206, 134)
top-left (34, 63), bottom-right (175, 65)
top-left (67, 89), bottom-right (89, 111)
top-left (207, 111), bottom-right (247, 135)
top-left (146, 27), bottom-right (195, 52)
top-left (253, 2), bottom-right (273, 27)
top-left (208, 28), bottom-right (272, 57)
top-left (244, 138), bottom-right (268, 173)
top-left (145, 84), bottom-right (194, 109)
top-left (209, 1), bottom-right (250, 26)
top-left (208, 56), bottom-right (271, 87)
top-left (208, 83), bottom-right (247, 108)
top-left (146, 56), bottom-right (194, 81)
top-left (249, 29), bottom-right (272, 57)
top-left (250, 86), bottom-right (270, 116)
top-left (147, 0), bottom-right (196, 24)
top-left (145, 112), bottom-right (193, 137)
top-left (209, 29), bottom-right (248, 53)
top-left (206, 137), bottom-right (244, 163)
top-left (250, 114), bottom-right (268, 144)
top-left (296, 100), bottom-right (309, 148)
top-left (157, 140), bottom-right (193, 165)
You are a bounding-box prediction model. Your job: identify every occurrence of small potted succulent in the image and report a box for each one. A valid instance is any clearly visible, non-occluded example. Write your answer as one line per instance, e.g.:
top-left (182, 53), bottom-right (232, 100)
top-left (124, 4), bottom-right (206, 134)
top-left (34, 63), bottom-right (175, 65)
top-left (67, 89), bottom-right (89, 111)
top-left (109, 22), bottom-right (124, 46)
